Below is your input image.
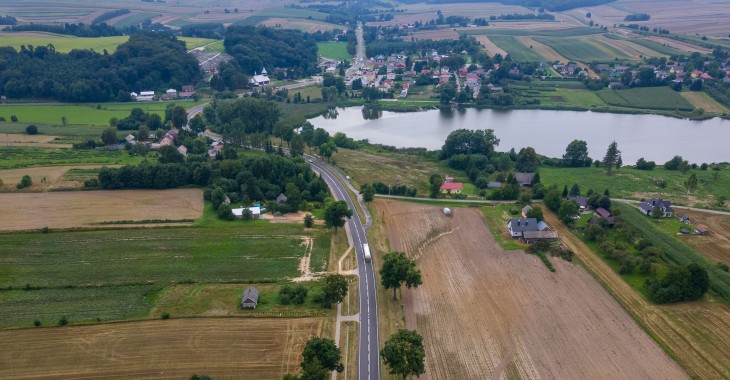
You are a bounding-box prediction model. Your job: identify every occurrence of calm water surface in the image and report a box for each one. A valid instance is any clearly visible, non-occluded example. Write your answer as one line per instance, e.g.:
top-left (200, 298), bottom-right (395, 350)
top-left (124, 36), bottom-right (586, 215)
top-left (310, 107), bottom-right (730, 163)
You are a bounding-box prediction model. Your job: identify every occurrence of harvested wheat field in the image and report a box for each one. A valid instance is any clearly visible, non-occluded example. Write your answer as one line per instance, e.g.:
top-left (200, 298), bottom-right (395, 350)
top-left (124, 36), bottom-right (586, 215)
top-left (475, 35), bottom-right (507, 58)
top-left (0, 165), bottom-right (110, 191)
top-left (376, 199), bottom-right (686, 380)
top-left (676, 209), bottom-right (730, 263)
top-left (680, 92), bottom-right (728, 114)
top-left (0, 318), bottom-right (322, 379)
top-left (0, 189), bottom-right (203, 231)
top-left (0, 133), bottom-right (67, 148)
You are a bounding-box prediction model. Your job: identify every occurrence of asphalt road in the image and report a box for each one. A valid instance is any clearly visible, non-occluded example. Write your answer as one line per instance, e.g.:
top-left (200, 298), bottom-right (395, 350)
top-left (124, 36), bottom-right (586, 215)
top-left (308, 157), bottom-right (380, 380)
top-left (346, 22), bottom-right (365, 78)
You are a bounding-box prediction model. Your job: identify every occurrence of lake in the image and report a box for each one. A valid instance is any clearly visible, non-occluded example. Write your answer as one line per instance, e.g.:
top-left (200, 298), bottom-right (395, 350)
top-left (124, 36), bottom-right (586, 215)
top-left (309, 106), bottom-right (730, 163)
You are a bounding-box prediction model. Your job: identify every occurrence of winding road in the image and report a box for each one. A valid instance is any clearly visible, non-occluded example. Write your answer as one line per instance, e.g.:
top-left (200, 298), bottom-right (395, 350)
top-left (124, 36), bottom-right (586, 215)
top-left (307, 156), bottom-right (379, 380)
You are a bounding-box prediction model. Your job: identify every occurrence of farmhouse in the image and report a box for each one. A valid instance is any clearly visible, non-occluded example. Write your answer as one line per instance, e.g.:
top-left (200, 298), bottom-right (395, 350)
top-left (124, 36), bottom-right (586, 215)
top-left (570, 196), bottom-right (589, 211)
top-left (515, 172), bottom-right (535, 187)
top-left (639, 198), bottom-right (674, 217)
top-left (250, 68), bottom-right (270, 87)
top-left (124, 134), bottom-right (136, 144)
top-left (241, 286), bottom-right (259, 308)
top-left (440, 176), bottom-right (462, 195)
top-left (276, 193), bottom-right (288, 205)
top-left (507, 218), bottom-right (549, 238)
top-left (589, 207), bottom-right (615, 226)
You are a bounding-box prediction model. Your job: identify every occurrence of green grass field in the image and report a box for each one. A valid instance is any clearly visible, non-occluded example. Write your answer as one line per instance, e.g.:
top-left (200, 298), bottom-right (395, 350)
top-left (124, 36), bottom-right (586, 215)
top-left (534, 36), bottom-right (627, 62)
top-left (539, 165), bottom-right (730, 210)
top-left (317, 42), bottom-right (351, 61)
top-left (489, 36), bottom-right (543, 62)
top-left (0, 101), bottom-right (196, 126)
top-left (0, 146), bottom-right (145, 169)
top-left (0, 222), bottom-right (333, 328)
top-left (0, 34), bottom-right (216, 53)
top-left (596, 87), bottom-right (694, 111)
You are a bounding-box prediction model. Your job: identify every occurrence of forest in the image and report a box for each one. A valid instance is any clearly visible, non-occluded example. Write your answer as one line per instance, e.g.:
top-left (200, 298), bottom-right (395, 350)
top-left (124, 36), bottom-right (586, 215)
top-left (0, 33), bottom-right (200, 102)
top-left (224, 26), bottom-right (319, 79)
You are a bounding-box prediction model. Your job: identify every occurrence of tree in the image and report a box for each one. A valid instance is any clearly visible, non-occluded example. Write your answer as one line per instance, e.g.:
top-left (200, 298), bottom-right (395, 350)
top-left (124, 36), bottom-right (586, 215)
top-left (137, 125), bottom-right (150, 141)
top-left (602, 141), bottom-right (621, 175)
top-left (301, 337), bottom-right (344, 373)
top-left (569, 183), bottom-right (581, 197)
top-left (323, 201), bottom-right (352, 231)
top-left (664, 155), bottom-right (685, 170)
top-left (381, 329), bottom-right (426, 380)
top-left (285, 182), bottom-right (303, 211)
top-left (101, 127), bottom-right (118, 145)
top-left (525, 205), bottom-right (544, 221)
top-left (561, 185), bottom-right (568, 198)
top-left (516, 147), bottom-right (540, 172)
top-left (380, 252), bottom-right (423, 300)
top-left (563, 140), bottom-right (593, 168)
top-left (684, 173), bottom-right (698, 193)
top-left (189, 114), bottom-right (205, 133)
top-left (290, 133), bottom-right (304, 157)
top-left (171, 106), bottom-right (188, 129)
top-left (189, 375), bottom-right (212, 380)
top-left (558, 200), bottom-right (578, 225)
top-left (25, 125), bottom-right (38, 135)
top-left (429, 174), bottom-right (443, 198)
top-left (440, 129), bottom-right (499, 159)
top-left (304, 213), bottom-right (314, 228)
top-left (318, 141), bottom-right (337, 162)
top-left (322, 274), bottom-right (348, 308)
top-left (361, 184), bottom-right (375, 202)
top-left (17, 175), bottom-right (32, 189)
top-left (158, 145), bottom-right (185, 164)
top-left (543, 186), bottom-right (562, 212)
top-left (584, 223), bottom-right (606, 241)
top-left (651, 207), bottom-right (664, 220)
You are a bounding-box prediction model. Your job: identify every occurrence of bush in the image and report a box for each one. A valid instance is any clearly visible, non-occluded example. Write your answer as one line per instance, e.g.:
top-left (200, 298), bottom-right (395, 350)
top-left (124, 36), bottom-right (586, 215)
top-left (58, 316), bottom-right (68, 326)
top-left (279, 284), bottom-right (309, 305)
top-left (635, 157), bottom-right (656, 170)
top-left (161, 312), bottom-right (170, 320)
top-left (10, 115), bottom-right (18, 122)
top-left (25, 125), bottom-right (38, 135)
top-left (718, 262), bottom-right (729, 272)
top-left (33, 320), bottom-right (41, 327)
top-left (584, 223), bottom-right (606, 242)
top-left (16, 175), bottom-right (32, 189)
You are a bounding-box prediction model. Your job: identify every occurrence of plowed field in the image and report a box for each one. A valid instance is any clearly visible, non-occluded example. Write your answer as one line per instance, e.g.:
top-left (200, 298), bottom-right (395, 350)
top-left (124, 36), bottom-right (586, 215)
top-left (677, 209), bottom-right (730, 263)
top-left (376, 200), bottom-right (687, 379)
top-left (0, 318), bottom-right (323, 379)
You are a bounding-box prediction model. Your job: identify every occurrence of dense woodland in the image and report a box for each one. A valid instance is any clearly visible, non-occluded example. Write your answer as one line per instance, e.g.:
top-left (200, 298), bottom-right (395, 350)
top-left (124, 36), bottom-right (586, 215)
top-left (0, 33), bottom-right (200, 102)
top-left (224, 26), bottom-right (319, 79)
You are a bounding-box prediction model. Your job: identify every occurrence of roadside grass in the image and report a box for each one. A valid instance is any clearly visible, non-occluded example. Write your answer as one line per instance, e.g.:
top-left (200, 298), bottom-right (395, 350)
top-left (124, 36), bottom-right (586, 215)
top-left (0, 35), bottom-right (215, 53)
top-left (0, 101), bottom-right (197, 126)
top-left (539, 165), bottom-right (730, 210)
top-left (596, 87), bottom-right (694, 111)
top-left (488, 35), bottom-right (543, 62)
top-left (317, 42), bottom-right (352, 61)
top-left (481, 204), bottom-right (529, 250)
top-left (0, 146), bottom-right (145, 169)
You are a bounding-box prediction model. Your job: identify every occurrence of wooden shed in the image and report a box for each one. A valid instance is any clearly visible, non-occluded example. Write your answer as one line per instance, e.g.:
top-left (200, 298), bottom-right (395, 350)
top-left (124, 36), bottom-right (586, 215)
top-left (241, 286), bottom-right (259, 309)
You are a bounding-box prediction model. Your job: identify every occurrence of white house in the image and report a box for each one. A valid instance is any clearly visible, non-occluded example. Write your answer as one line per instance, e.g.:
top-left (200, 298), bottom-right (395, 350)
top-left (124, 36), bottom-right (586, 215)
top-left (507, 218), bottom-right (548, 238)
top-left (250, 68), bottom-right (270, 87)
top-left (136, 91), bottom-right (155, 101)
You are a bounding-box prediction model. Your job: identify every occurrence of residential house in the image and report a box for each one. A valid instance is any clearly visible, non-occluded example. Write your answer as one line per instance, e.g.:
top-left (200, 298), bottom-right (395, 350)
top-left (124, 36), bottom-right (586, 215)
top-left (136, 91), bottom-right (155, 101)
top-left (507, 218), bottom-right (549, 238)
top-left (124, 134), bottom-right (136, 145)
top-left (232, 206), bottom-right (261, 219)
top-left (487, 181), bottom-right (503, 189)
top-left (695, 225), bottom-right (709, 235)
top-left (164, 88), bottom-right (178, 99)
top-left (440, 176), bottom-right (463, 195)
top-left (466, 73), bottom-right (480, 87)
top-left (241, 286), bottom-right (259, 308)
top-left (276, 193), bottom-right (288, 205)
top-left (177, 145), bottom-right (188, 157)
top-left (208, 143), bottom-right (223, 158)
top-left (589, 207), bottom-right (615, 226)
top-left (515, 172), bottom-right (535, 187)
top-left (508, 68), bottom-right (521, 78)
top-left (639, 198), bottom-right (674, 217)
top-left (570, 196), bottom-right (589, 211)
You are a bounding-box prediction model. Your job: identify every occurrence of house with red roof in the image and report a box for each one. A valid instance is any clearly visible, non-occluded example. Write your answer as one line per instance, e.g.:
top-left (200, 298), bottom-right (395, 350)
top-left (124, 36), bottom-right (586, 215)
top-left (440, 176), bottom-right (463, 195)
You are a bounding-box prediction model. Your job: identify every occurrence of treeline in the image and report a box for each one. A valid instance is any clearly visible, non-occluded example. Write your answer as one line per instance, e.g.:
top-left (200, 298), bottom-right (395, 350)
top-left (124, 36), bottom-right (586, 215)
top-left (624, 13), bottom-right (650, 21)
top-left (491, 13), bottom-right (555, 21)
top-left (92, 9), bottom-right (130, 25)
top-left (365, 34), bottom-right (480, 58)
top-left (181, 23), bottom-right (226, 39)
top-left (224, 26), bottom-right (318, 79)
top-left (3, 23), bottom-right (125, 37)
top-left (0, 33), bottom-right (201, 102)
top-left (0, 14), bottom-right (17, 25)
top-left (396, 0), bottom-right (616, 12)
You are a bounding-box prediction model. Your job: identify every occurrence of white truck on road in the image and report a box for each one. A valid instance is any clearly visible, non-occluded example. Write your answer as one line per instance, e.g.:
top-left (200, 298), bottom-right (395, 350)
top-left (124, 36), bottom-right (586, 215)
top-left (363, 243), bottom-right (371, 262)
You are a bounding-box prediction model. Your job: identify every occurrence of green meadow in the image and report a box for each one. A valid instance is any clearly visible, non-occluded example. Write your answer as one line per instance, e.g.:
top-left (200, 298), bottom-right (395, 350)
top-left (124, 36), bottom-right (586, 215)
top-left (0, 101), bottom-right (196, 126)
top-left (317, 41), bottom-right (352, 61)
top-left (0, 34), bottom-right (216, 53)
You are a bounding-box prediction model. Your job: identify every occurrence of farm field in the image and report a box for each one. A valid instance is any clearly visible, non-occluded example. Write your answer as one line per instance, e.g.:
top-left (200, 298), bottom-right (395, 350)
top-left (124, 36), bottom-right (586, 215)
top-left (409, 28), bottom-right (459, 41)
top-left (677, 209), bottom-right (730, 264)
top-left (0, 318), bottom-right (324, 379)
top-left (534, 36), bottom-right (629, 62)
top-left (0, 33), bottom-right (216, 53)
top-left (0, 146), bottom-right (144, 169)
top-left (316, 41), bottom-right (352, 61)
top-left (474, 35), bottom-right (507, 58)
top-left (0, 133), bottom-right (69, 148)
top-left (488, 35), bottom-right (543, 62)
top-left (610, 0), bottom-right (730, 37)
top-left (0, 189), bottom-right (203, 230)
top-left (680, 91), bottom-right (728, 114)
top-left (0, 165), bottom-right (112, 191)
top-left (605, 35), bottom-right (688, 56)
top-left (0, 101), bottom-right (196, 126)
top-left (539, 165), bottom-right (730, 210)
top-left (596, 87), bottom-right (695, 111)
top-left (544, 210), bottom-right (730, 379)
top-left (260, 17), bottom-right (341, 32)
top-left (376, 199), bottom-right (686, 379)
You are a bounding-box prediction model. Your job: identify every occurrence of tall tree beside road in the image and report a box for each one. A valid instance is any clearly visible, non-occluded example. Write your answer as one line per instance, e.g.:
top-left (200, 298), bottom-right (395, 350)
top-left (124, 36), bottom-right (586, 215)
top-left (285, 336), bottom-right (343, 379)
top-left (380, 252), bottom-right (423, 300)
top-left (323, 201), bottom-right (352, 231)
top-left (603, 141), bottom-right (621, 175)
top-left (440, 129), bottom-right (499, 159)
top-left (171, 106), bottom-right (188, 129)
top-left (322, 274), bottom-right (349, 308)
top-left (101, 127), bottom-right (118, 145)
top-left (381, 329), bottom-right (426, 380)
top-left (290, 133), bottom-right (304, 157)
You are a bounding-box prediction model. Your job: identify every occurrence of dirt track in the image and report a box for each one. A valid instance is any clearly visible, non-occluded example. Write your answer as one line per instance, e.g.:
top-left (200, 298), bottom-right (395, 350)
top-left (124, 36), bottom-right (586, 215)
top-left (0, 318), bottom-right (322, 379)
top-left (377, 200), bottom-right (686, 379)
top-left (544, 210), bottom-right (730, 379)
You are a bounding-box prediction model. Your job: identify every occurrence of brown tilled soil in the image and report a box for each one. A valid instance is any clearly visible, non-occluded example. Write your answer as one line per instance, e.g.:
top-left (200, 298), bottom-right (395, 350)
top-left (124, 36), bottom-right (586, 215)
top-left (475, 35), bottom-right (507, 58)
top-left (0, 189), bottom-right (203, 231)
top-left (544, 210), bottom-right (730, 379)
top-left (676, 209), bottom-right (730, 263)
top-left (376, 199), bottom-right (687, 380)
top-left (0, 318), bottom-right (323, 379)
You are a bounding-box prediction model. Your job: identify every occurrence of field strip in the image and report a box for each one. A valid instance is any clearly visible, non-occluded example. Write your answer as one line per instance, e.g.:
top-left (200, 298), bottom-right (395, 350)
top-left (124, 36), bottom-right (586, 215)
top-left (515, 36), bottom-right (566, 62)
top-left (544, 210), bottom-right (730, 379)
top-left (645, 36), bottom-right (711, 54)
top-left (475, 35), bottom-right (507, 57)
top-left (680, 91), bottom-right (727, 113)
